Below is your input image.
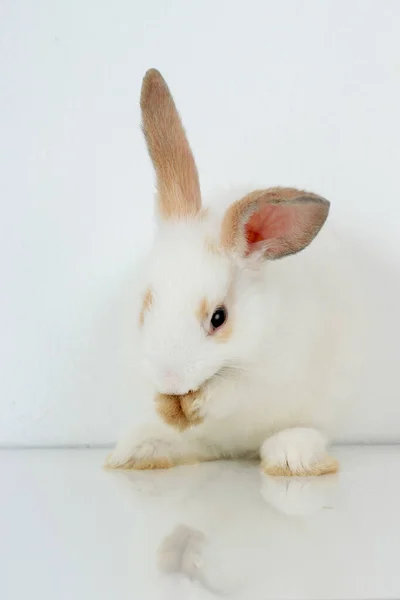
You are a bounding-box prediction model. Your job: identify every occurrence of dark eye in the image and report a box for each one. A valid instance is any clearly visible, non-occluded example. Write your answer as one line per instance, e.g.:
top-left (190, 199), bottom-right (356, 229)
top-left (210, 306), bottom-right (227, 330)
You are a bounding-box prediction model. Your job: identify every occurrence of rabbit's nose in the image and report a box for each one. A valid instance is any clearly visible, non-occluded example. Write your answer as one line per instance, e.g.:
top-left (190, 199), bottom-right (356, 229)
top-left (164, 369), bottom-right (179, 384)
top-left (161, 370), bottom-right (182, 394)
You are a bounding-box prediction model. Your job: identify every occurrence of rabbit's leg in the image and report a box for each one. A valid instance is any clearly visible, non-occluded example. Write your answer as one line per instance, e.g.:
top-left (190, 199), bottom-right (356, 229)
top-left (260, 427), bottom-right (339, 476)
top-left (104, 422), bottom-right (212, 470)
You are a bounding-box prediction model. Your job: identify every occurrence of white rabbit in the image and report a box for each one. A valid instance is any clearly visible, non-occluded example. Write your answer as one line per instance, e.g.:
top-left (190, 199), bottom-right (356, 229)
top-left (105, 69), bottom-right (364, 476)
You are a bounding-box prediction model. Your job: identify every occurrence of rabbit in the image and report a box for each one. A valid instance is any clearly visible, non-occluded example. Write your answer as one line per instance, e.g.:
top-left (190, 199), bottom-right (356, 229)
top-left (105, 68), bottom-right (364, 476)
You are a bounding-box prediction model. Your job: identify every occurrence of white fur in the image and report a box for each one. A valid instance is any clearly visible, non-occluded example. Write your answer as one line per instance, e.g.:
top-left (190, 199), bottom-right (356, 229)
top-left (107, 187), bottom-right (365, 472)
top-left (260, 427), bottom-right (328, 472)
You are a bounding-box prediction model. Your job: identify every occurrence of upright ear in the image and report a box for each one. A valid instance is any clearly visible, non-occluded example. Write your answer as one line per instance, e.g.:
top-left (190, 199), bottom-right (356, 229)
top-left (140, 69), bottom-right (201, 220)
top-left (221, 187), bottom-right (330, 259)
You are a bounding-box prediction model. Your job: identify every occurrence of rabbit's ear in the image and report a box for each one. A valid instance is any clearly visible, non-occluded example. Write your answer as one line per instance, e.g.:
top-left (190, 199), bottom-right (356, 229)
top-left (140, 69), bottom-right (201, 220)
top-left (221, 187), bottom-right (330, 259)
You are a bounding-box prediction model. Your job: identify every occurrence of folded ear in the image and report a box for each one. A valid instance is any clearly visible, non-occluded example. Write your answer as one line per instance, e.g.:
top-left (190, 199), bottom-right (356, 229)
top-left (221, 187), bottom-right (330, 259)
top-left (140, 69), bottom-right (201, 220)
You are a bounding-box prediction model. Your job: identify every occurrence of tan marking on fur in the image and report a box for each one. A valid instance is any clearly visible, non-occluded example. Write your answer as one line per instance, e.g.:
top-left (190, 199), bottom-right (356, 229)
top-left (196, 297), bottom-right (209, 323)
top-left (140, 69), bottom-right (201, 220)
top-left (156, 390), bottom-right (204, 431)
top-left (103, 452), bottom-right (174, 470)
top-left (116, 457), bottom-right (173, 471)
top-left (262, 455), bottom-right (339, 477)
top-left (220, 186), bottom-right (329, 257)
top-left (104, 451), bottom-right (213, 471)
top-left (139, 287), bottom-right (153, 327)
top-left (180, 392), bottom-right (203, 422)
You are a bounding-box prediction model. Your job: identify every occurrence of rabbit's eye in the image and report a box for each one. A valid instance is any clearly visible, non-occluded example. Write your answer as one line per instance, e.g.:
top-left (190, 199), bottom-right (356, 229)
top-left (210, 306), bottom-right (227, 330)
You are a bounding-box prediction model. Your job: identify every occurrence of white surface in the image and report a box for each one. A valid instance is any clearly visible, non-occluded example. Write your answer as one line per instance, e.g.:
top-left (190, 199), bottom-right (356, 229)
top-left (1, 0), bottom-right (400, 445)
top-left (2, 446), bottom-right (400, 600)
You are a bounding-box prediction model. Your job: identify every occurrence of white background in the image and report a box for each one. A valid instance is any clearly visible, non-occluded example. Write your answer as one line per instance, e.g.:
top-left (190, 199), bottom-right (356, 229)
top-left (1, 0), bottom-right (400, 446)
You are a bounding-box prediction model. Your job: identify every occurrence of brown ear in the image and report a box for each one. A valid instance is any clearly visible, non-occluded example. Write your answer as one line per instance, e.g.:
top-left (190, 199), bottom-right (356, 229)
top-left (140, 69), bottom-right (201, 220)
top-left (221, 187), bottom-right (330, 259)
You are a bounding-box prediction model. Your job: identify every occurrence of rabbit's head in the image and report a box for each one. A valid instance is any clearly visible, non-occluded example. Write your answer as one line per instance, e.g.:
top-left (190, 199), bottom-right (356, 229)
top-left (137, 69), bottom-right (329, 398)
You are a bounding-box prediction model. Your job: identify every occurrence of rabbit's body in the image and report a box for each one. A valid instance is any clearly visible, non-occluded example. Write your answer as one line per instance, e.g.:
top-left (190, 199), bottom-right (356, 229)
top-left (106, 70), bottom-right (362, 475)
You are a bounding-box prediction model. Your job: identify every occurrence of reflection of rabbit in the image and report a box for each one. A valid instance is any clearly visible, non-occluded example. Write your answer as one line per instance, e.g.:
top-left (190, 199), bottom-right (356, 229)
top-left (157, 524), bottom-right (206, 579)
top-left (260, 473), bottom-right (338, 516)
top-left (123, 461), bottom-right (339, 598)
top-left (155, 475), bottom-right (338, 598)
top-left (116, 454), bottom-right (400, 598)
top-left (107, 68), bottom-right (364, 476)
top-left (157, 524), bottom-right (230, 597)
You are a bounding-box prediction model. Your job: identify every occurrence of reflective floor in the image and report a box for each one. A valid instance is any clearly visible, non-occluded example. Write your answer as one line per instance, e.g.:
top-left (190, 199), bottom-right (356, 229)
top-left (2, 446), bottom-right (400, 599)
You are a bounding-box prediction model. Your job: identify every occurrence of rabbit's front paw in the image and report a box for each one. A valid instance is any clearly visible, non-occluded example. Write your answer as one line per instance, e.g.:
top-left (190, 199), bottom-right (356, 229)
top-left (104, 426), bottom-right (175, 471)
top-left (260, 427), bottom-right (339, 476)
top-left (156, 391), bottom-right (204, 431)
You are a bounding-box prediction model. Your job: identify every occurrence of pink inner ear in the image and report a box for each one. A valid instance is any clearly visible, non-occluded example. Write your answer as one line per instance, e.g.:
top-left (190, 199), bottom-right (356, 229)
top-left (245, 204), bottom-right (295, 253)
top-left (244, 201), bottom-right (324, 258)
